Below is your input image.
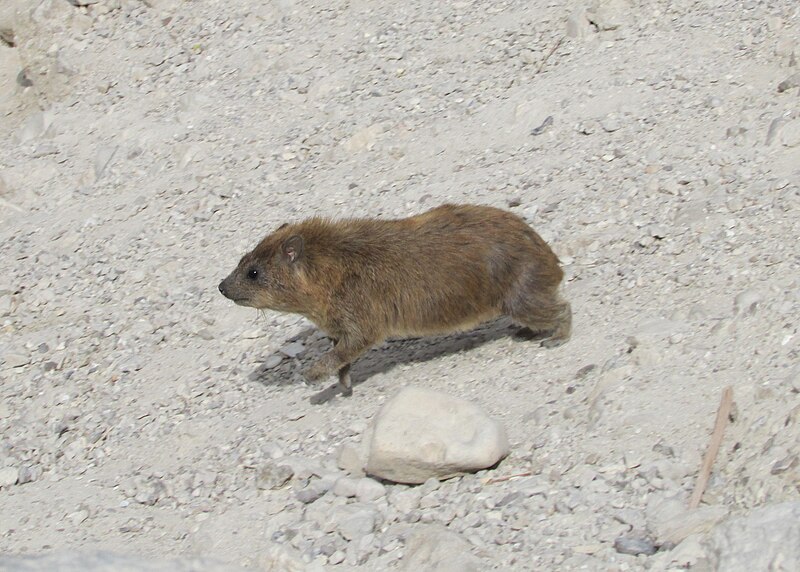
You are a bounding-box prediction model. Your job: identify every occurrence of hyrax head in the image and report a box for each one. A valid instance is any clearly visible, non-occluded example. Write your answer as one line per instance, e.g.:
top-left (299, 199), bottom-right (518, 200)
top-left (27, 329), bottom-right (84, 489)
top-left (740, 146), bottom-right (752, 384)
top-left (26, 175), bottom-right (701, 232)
top-left (218, 224), bottom-right (306, 312)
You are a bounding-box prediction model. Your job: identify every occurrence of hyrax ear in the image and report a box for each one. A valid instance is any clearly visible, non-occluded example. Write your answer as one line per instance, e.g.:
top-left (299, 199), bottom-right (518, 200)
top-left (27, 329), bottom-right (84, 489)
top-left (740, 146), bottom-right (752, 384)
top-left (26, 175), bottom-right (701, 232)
top-left (282, 235), bottom-right (304, 263)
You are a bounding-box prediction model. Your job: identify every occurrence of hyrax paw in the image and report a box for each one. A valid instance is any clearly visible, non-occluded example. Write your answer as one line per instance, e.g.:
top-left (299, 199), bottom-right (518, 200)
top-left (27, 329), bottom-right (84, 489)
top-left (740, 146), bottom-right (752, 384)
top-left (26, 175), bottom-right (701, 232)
top-left (540, 337), bottom-right (568, 349)
top-left (304, 363), bottom-right (332, 382)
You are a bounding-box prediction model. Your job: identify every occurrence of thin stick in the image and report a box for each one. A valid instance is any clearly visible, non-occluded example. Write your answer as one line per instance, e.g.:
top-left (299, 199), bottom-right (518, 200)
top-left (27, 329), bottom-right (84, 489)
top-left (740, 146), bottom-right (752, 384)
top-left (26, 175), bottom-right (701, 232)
top-left (689, 386), bottom-right (734, 509)
top-left (483, 471), bottom-right (533, 485)
top-left (537, 36), bottom-right (564, 74)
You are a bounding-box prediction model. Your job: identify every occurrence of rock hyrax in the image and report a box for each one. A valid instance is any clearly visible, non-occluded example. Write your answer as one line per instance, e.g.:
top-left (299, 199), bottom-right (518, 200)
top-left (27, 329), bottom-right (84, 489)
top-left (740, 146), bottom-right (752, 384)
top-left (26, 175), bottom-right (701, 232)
top-left (219, 203), bottom-right (571, 397)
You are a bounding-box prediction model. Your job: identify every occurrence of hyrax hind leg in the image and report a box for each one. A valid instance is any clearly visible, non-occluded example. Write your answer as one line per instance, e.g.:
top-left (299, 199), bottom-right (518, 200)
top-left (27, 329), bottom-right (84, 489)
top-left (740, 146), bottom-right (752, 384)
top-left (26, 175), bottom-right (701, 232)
top-left (504, 283), bottom-right (572, 348)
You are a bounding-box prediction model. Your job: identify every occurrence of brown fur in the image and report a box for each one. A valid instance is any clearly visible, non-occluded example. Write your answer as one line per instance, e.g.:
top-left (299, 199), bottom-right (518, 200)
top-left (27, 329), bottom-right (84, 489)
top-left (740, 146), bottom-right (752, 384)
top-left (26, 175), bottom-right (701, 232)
top-left (219, 204), bottom-right (571, 396)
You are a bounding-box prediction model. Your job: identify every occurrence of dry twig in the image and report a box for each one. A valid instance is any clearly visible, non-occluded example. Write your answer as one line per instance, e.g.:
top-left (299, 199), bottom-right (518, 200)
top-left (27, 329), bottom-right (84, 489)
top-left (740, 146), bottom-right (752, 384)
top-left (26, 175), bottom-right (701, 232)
top-left (537, 36), bottom-right (565, 74)
top-left (483, 471), bottom-right (533, 485)
top-left (689, 386), bottom-right (734, 509)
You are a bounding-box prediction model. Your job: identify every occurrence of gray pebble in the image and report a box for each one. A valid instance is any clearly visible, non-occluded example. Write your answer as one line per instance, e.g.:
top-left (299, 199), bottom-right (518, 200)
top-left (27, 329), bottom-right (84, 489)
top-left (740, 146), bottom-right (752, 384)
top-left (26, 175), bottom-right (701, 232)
top-left (296, 487), bottom-right (325, 504)
top-left (614, 535), bottom-right (657, 556)
top-left (263, 354), bottom-right (283, 369)
top-left (530, 116), bottom-right (553, 136)
top-left (279, 341), bottom-right (306, 358)
top-left (256, 463), bottom-right (294, 490)
top-left (17, 465), bottom-right (40, 485)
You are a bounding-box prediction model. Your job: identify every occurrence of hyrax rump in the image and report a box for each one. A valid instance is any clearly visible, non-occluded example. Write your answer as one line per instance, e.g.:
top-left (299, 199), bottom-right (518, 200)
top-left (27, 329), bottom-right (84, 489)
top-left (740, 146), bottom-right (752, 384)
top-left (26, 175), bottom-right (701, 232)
top-left (218, 203), bottom-right (571, 397)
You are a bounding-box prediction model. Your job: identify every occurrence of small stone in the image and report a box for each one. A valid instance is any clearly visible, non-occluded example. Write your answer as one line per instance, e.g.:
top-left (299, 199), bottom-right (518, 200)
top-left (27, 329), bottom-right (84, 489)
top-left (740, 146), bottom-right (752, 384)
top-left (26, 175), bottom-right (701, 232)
top-left (14, 111), bottom-right (54, 144)
top-left (94, 146), bottom-right (119, 179)
top-left (601, 114), bottom-right (622, 132)
top-left (586, 0), bottom-right (631, 31)
top-left (399, 525), bottom-right (482, 571)
top-left (650, 505), bottom-right (729, 545)
top-left (779, 120), bottom-right (800, 148)
top-left (530, 115), bottom-right (554, 136)
top-left (355, 478), bottom-right (386, 503)
top-left (262, 354), bottom-right (283, 369)
top-left (0, 467), bottom-right (19, 487)
top-left (566, 10), bottom-right (591, 38)
top-left (614, 535), bottom-right (657, 556)
top-left (343, 124), bottom-right (385, 153)
top-left (296, 486), bottom-right (325, 504)
top-left (195, 328), bottom-right (214, 341)
top-left (133, 477), bottom-right (166, 506)
top-left (770, 455), bottom-right (797, 475)
top-left (777, 73), bottom-right (800, 93)
top-left (391, 488), bottom-right (421, 513)
top-left (333, 477), bottom-right (359, 498)
top-left (3, 352), bottom-right (30, 368)
top-left (279, 341), bottom-right (305, 358)
top-left (328, 550), bottom-right (345, 565)
top-left (16, 465), bottom-right (39, 485)
top-left (256, 463), bottom-right (294, 490)
top-left (765, 117), bottom-right (789, 146)
top-left (734, 289), bottom-right (762, 317)
top-left (329, 504), bottom-right (378, 541)
top-left (67, 508), bottom-right (90, 526)
top-left (519, 49), bottom-right (538, 66)
top-left (337, 443), bottom-right (366, 477)
top-left (31, 143), bottom-right (58, 158)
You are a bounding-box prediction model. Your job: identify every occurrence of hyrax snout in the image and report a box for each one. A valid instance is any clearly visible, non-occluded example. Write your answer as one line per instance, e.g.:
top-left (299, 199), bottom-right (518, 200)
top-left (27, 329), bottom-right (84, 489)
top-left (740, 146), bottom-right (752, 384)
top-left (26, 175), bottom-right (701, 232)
top-left (219, 203), bottom-right (571, 397)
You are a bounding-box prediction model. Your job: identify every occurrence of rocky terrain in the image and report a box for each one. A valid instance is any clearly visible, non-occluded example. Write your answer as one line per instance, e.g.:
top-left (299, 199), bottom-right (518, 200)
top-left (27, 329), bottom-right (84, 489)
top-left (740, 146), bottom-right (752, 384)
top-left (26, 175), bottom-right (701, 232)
top-left (1, 0), bottom-right (799, 570)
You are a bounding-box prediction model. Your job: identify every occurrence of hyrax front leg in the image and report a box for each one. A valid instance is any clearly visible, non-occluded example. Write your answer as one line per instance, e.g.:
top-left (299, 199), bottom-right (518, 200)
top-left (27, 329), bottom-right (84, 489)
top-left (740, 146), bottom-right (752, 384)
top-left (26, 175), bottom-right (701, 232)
top-left (338, 363), bottom-right (353, 397)
top-left (304, 335), bottom-right (373, 387)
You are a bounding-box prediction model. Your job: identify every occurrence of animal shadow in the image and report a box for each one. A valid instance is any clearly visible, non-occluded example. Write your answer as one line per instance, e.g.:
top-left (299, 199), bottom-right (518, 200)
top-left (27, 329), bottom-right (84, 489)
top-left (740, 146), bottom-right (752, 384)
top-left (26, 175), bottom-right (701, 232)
top-left (248, 317), bottom-right (526, 403)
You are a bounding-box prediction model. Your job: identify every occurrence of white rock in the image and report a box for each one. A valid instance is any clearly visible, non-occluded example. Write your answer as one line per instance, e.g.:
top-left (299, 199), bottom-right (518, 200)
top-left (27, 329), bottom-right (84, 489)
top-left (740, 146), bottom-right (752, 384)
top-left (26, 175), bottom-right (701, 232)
top-left (601, 114), bottom-right (622, 132)
top-left (399, 525), bottom-right (482, 572)
top-left (734, 289), bottom-right (762, 317)
top-left (355, 478), bottom-right (386, 503)
top-left (0, 466), bottom-right (19, 487)
top-left (586, 0), bottom-right (632, 31)
top-left (337, 443), bottom-right (366, 477)
top-left (342, 124), bottom-right (385, 153)
top-left (707, 502), bottom-right (800, 572)
top-left (566, 9), bottom-right (591, 38)
top-left (365, 387), bottom-right (509, 484)
top-left (328, 503), bottom-right (378, 541)
top-left (649, 505), bottom-right (729, 545)
top-left (3, 351), bottom-right (30, 368)
top-left (14, 110), bottom-right (54, 144)
top-left (780, 119), bottom-right (800, 147)
top-left (390, 488), bottom-right (421, 512)
top-left (332, 477), bottom-right (358, 498)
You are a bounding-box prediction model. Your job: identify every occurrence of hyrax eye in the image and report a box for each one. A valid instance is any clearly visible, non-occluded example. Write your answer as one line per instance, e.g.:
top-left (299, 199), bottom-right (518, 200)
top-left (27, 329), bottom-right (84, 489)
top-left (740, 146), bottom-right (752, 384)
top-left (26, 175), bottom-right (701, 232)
top-left (247, 268), bottom-right (259, 280)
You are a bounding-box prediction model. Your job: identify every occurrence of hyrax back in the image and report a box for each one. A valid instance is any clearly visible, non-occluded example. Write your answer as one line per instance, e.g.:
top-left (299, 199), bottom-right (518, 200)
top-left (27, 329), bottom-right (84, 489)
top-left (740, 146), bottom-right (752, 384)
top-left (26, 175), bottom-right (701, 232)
top-left (219, 203), bottom-right (571, 396)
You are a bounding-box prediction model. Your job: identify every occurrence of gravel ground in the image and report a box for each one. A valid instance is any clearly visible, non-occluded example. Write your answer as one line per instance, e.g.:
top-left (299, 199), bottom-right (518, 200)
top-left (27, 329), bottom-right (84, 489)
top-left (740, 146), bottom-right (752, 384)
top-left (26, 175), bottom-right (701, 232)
top-left (1, 0), bottom-right (798, 570)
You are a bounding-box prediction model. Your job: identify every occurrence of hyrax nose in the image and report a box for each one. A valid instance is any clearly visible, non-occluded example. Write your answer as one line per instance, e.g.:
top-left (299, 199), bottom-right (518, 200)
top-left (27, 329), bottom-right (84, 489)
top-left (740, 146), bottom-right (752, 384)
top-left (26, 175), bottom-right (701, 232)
top-left (218, 280), bottom-right (228, 297)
